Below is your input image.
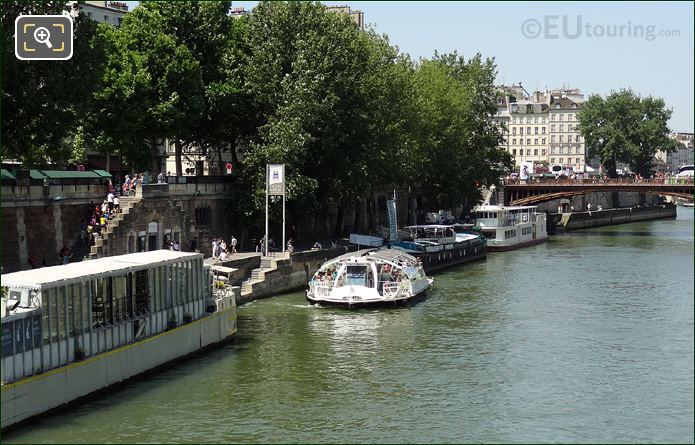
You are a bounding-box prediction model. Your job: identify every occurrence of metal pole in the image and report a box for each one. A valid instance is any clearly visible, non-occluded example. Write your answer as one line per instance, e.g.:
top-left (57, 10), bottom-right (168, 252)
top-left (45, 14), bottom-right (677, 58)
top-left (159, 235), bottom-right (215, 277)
top-left (282, 194), bottom-right (286, 255)
top-left (265, 164), bottom-right (269, 258)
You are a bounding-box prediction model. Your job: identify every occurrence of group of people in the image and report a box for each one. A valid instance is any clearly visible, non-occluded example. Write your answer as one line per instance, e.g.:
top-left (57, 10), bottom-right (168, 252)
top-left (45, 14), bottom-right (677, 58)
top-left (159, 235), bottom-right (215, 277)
top-left (121, 173), bottom-right (145, 195)
top-left (212, 235), bottom-right (237, 261)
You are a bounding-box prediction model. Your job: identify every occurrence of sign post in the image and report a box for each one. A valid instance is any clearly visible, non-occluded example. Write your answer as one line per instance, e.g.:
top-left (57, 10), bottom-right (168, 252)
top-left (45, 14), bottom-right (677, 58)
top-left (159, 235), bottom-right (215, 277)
top-left (226, 163), bottom-right (232, 175)
top-left (266, 164), bottom-right (286, 256)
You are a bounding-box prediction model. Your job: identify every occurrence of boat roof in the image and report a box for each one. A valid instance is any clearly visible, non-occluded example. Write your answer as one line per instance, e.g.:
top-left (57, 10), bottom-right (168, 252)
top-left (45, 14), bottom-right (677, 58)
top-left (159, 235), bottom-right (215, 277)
top-left (1, 250), bottom-right (202, 290)
top-left (320, 248), bottom-right (418, 269)
top-left (402, 224), bottom-right (456, 229)
top-left (475, 205), bottom-right (537, 211)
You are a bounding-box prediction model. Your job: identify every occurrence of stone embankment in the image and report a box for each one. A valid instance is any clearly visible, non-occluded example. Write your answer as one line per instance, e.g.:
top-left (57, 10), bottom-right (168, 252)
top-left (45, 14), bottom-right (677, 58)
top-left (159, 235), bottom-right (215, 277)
top-left (560, 204), bottom-right (676, 230)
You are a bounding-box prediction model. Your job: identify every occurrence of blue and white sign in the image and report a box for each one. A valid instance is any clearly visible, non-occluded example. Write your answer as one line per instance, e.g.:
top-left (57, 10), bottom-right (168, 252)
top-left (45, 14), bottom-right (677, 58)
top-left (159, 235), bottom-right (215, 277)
top-left (387, 199), bottom-right (398, 241)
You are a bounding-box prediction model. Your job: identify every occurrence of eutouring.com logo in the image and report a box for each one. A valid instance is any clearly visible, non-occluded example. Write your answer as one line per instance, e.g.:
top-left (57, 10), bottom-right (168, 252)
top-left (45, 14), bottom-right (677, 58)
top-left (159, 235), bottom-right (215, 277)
top-left (521, 15), bottom-right (681, 41)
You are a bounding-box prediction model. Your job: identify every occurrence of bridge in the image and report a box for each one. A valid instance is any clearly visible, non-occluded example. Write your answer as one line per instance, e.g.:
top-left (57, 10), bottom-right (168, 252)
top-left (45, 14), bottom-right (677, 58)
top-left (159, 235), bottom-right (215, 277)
top-left (503, 179), bottom-right (694, 206)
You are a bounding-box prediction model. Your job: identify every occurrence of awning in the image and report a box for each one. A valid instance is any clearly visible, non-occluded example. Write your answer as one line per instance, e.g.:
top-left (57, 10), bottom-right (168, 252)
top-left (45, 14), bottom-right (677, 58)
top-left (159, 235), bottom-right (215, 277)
top-left (39, 170), bottom-right (102, 179)
top-left (1, 169), bottom-right (15, 180)
top-left (93, 170), bottom-right (113, 178)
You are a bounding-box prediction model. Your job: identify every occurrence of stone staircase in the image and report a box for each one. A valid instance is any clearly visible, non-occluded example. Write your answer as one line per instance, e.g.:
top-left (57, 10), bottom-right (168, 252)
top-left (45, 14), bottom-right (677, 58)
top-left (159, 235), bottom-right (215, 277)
top-left (88, 196), bottom-right (142, 259)
top-left (240, 254), bottom-right (289, 298)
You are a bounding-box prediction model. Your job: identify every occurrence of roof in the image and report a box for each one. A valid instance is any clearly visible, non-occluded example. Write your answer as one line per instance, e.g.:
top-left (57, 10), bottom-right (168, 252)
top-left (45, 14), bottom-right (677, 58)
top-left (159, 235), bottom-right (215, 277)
top-left (1, 169), bottom-right (15, 180)
top-left (39, 170), bottom-right (102, 179)
top-left (93, 169), bottom-right (113, 177)
top-left (475, 205), bottom-right (538, 211)
top-left (403, 225), bottom-right (455, 229)
top-left (1, 250), bottom-right (202, 290)
top-left (321, 248), bottom-right (418, 269)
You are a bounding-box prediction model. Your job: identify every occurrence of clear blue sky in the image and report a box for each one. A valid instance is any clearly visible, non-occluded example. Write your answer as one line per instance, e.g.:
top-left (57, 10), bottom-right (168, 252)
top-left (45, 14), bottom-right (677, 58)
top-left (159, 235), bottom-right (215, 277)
top-left (125, 1), bottom-right (694, 131)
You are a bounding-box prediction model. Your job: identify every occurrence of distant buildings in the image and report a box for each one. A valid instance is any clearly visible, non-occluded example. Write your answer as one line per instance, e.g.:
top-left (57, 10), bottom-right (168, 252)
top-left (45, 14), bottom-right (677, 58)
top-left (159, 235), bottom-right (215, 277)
top-left (655, 133), bottom-right (694, 173)
top-left (326, 5), bottom-right (365, 29)
top-left (495, 84), bottom-right (586, 171)
top-left (68, 1), bottom-right (128, 27)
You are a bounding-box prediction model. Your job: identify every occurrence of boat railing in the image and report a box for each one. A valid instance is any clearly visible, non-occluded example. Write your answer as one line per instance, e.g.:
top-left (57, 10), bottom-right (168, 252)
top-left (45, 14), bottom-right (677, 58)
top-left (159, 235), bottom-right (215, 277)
top-left (312, 281), bottom-right (334, 297)
top-left (382, 281), bottom-right (406, 300)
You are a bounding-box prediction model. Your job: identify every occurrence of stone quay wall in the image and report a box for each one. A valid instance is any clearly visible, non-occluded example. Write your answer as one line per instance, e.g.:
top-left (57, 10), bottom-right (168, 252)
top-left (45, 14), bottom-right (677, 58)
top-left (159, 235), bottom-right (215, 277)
top-left (563, 204), bottom-right (676, 230)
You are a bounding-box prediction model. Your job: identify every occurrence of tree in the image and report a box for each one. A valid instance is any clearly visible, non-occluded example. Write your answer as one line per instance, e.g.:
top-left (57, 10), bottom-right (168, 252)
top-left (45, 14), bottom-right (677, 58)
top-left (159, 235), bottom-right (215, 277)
top-left (87, 2), bottom-right (205, 174)
top-left (578, 89), bottom-right (679, 178)
top-left (410, 52), bottom-right (512, 210)
top-left (1, 2), bottom-right (104, 166)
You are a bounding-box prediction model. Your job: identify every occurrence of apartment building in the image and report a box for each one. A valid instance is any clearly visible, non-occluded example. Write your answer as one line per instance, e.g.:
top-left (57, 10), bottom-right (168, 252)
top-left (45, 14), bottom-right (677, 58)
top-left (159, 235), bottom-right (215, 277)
top-left (495, 85), bottom-right (587, 171)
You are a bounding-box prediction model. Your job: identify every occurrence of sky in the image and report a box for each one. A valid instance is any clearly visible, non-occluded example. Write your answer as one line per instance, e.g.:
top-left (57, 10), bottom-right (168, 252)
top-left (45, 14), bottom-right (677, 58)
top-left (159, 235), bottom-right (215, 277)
top-left (125, 1), bottom-right (694, 132)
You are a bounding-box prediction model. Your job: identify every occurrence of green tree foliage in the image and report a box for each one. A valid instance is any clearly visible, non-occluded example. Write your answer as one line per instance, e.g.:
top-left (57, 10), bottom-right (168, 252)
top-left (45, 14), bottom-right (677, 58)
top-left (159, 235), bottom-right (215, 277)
top-left (1, 1), bottom-right (104, 166)
top-left (411, 52), bottom-right (512, 208)
top-left (578, 89), bottom-right (679, 177)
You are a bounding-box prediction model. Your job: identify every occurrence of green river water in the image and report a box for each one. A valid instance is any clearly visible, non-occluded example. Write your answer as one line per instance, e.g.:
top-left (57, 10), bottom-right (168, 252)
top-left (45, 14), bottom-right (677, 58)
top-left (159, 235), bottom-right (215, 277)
top-left (4, 208), bottom-right (694, 443)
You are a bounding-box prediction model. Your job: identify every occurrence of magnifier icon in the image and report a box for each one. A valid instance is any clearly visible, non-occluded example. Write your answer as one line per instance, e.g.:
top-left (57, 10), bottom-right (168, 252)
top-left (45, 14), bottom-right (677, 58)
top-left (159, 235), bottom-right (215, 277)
top-left (33, 26), bottom-right (52, 49)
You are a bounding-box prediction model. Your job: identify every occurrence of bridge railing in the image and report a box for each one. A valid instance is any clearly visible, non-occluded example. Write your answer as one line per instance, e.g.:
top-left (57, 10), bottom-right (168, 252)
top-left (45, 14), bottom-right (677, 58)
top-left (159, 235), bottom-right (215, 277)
top-left (504, 177), bottom-right (693, 186)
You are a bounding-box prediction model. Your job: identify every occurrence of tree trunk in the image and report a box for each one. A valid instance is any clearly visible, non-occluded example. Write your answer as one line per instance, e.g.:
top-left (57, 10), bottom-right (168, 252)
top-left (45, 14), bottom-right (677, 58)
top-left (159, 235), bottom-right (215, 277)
top-left (334, 202), bottom-right (344, 239)
top-left (353, 198), bottom-right (361, 235)
top-left (105, 151), bottom-right (111, 172)
top-left (175, 138), bottom-right (183, 177)
top-left (217, 145), bottom-right (224, 176)
top-left (150, 138), bottom-right (158, 173)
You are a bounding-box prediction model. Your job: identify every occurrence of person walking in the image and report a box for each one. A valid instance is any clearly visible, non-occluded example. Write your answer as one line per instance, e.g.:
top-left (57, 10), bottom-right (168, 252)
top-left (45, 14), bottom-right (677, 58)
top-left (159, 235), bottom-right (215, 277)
top-left (107, 191), bottom-right (115, 213)
top-left (212, 238), bottom-right (219, 259)
top-left (230, 235), bottom-right (238, 254)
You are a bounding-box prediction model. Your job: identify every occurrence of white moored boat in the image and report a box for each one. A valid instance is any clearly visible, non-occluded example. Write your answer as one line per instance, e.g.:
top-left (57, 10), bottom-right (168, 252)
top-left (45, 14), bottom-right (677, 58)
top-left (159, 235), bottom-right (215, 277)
top-left (306, 249), bottom-right (432, 308)
top-left (473, 205), bottom-right (549, 251)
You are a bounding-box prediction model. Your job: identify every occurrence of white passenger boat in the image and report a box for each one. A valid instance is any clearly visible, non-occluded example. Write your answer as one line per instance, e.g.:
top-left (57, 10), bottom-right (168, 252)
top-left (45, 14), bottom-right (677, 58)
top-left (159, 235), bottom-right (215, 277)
top-left (1, 251), bottom-right (237, 430)
top-left (306, 249), bottom-right (432, 308)
top-left (473, 205), bottom-right (549, 251)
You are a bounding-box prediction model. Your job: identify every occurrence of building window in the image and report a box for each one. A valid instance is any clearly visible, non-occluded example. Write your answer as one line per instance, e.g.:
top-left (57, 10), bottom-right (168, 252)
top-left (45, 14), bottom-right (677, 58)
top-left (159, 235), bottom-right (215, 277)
top-left (512, 138), bottom-right (516, 145)
top-left (551, 114), bottom-right (556, 121)
top-left (520, 128), bottom-right (524, 135)
top-left (534, 127), bottom-right (539, 134)
top-left (542, 127), bottom-right (546, 135)
top-left (559, 135), bottom-right (564, 143)
top-left (512, 127), bottom-right (516, 135)
top-left (550, 157), bottom-right (555, 164)
top-left (542, 149), bottom-right (546, 156)
top-left (526, 149), bottom-right (531, 155)
top-left (526, 126), bottom-right (531, 134)
top-left (527, 117), bottom-right (532, 124)
top-left (534, 149), bottom-right (538, 156)
top-left (542, 138), bottom-right (546, 145)
top-left (526, 138), bottom-right (531, 145)
top-left (559, 158), bottom-right (564, 164)
top-left (559, 124), bottom-right (564, 132)
top-left (195, 206), bottom-right (212, 226)
top-left (551, 135), bottom-right (556, 143)
top-left (534, 138), bottom-right (538, 145)
top-left (534, 116), bottom-right (538, 123)
top-left (512, 149), bottom-right (516, 156)
top-left (559, 114), bottom-right (564, 121)
top-left (551, 124), bottom-right (556, 132)
top-left (576, 158), bottom-right (581, 164)
top-left (576, 135), bottom-right (580, 143)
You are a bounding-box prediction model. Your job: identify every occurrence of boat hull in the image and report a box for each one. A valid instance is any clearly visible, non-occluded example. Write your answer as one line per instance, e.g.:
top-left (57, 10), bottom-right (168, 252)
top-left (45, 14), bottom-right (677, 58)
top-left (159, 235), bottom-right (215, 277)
top-left (306, 286), bottom-right (429, 309)
top-left (487, 236), bottom-right (549, 252)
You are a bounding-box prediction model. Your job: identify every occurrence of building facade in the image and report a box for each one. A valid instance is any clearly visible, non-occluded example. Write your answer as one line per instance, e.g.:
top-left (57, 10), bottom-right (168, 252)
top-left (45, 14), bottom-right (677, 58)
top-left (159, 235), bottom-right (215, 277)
top-left (68, 1), bottom-right (128, 26)
top-left (326, 5), bottom-right (365, 29)
top-left (655, 132), bottom-right (695, 173)
top-left (494, 85), bottom-right (587, 171)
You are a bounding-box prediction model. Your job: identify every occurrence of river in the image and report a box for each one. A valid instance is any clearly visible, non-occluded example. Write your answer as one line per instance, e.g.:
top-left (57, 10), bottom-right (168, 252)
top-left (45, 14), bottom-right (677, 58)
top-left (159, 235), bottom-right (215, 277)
top-left (4, 208), bottom-right (694, 443)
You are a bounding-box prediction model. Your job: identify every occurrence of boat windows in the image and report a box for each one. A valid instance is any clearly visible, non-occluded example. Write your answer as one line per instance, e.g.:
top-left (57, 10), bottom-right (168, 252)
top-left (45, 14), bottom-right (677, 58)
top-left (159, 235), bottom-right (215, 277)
top-left (346, 266), bottom-right (367, 286)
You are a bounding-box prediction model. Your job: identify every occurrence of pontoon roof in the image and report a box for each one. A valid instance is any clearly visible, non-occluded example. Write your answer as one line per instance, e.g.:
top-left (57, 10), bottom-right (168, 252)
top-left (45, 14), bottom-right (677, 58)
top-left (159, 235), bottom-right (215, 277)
top-left (1, 250), bottom-right (202, 290)
top-left (402, 225), bottom-right (456, 229)
top-left (475, 205), bottom-right (537, 211)
top-left (322, 248), bottom-right (418, 268)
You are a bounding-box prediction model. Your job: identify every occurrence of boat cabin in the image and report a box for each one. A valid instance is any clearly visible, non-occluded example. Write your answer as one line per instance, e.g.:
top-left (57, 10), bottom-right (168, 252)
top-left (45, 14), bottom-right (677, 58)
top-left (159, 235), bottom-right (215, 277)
top-left (1, 251), bottom-right (212, 383)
